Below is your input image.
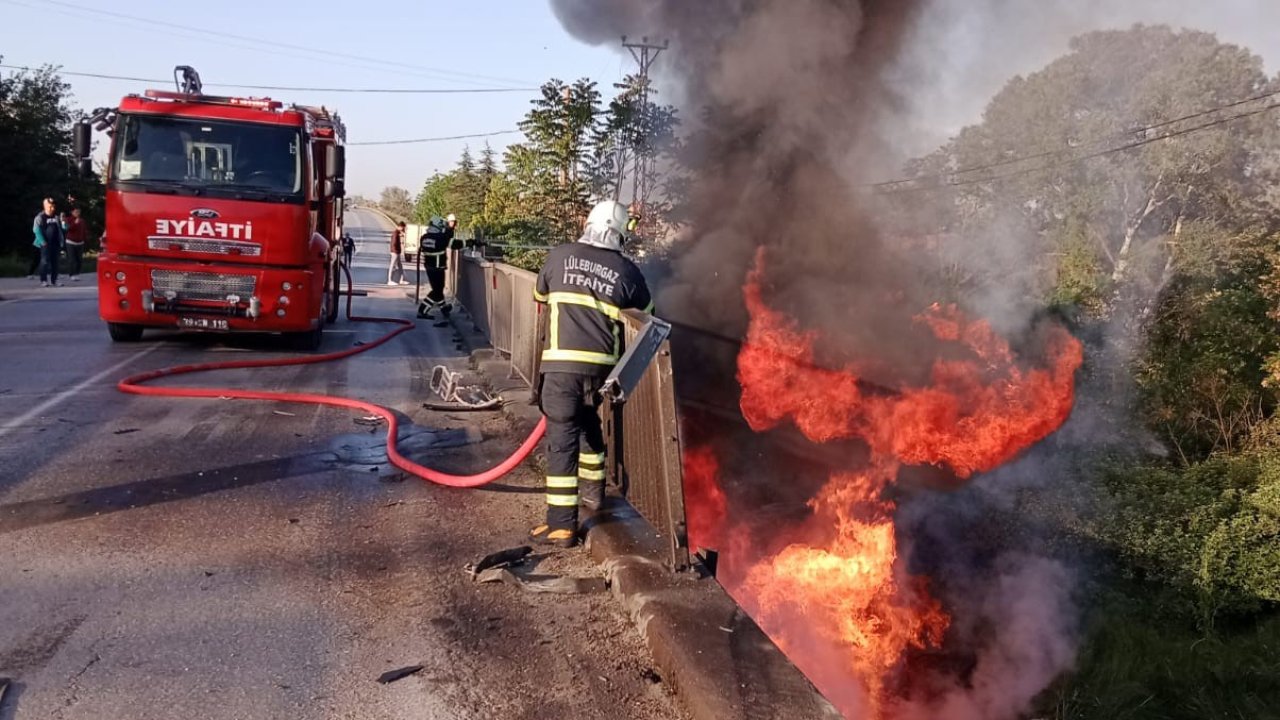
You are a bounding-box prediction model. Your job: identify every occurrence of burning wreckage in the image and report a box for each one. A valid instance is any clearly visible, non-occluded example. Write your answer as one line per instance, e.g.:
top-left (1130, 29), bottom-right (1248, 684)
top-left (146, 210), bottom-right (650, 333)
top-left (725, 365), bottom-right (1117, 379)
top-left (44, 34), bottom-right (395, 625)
top-left (680, 253), bottom-right (1083, 719)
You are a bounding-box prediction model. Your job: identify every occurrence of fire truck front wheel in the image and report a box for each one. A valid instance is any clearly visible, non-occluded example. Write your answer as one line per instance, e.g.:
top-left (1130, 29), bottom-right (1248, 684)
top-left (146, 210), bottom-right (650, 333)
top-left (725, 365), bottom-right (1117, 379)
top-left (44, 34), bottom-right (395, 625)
top-left (107, 322), bottom-right (145, 343)
top-left (286, 325), bottom-right (324, 352)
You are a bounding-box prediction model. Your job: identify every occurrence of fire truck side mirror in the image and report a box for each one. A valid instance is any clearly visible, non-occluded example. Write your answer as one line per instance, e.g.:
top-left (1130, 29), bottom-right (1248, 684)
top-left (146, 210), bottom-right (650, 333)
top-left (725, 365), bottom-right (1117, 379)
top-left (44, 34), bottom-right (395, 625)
top-left (324, 179), bottom-right (346, 199)
top-left (73, 121), bottom-right (92, 175)
top-left (325, 145), bottom-right (344, 180)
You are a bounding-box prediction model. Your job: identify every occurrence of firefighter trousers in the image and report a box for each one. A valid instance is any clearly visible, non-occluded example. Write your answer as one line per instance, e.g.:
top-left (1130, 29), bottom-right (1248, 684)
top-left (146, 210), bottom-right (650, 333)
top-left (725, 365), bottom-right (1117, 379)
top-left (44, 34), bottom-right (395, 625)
top-left (539, 372), bottom-right (607, 530)
top-left (425, 267), bottom-right (447, 307)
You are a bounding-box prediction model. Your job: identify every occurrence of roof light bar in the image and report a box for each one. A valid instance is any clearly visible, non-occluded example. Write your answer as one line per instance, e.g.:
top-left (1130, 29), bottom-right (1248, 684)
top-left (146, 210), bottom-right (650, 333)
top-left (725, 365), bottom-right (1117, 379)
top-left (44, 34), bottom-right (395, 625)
top-left (142, 89), bottom-right (282, 110)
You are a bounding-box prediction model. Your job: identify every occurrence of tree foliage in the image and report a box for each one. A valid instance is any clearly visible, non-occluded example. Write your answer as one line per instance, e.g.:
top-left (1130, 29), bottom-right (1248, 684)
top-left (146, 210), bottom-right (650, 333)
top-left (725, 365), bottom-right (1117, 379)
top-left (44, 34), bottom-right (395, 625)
top-left (0, 62), bottom-right (104, 257)
top-left (377, 186), bottom-right (413, 220)
top-left (912, 26), bottom-right (1279, 313)
top-left (407, 75), bottom-right (681, 269)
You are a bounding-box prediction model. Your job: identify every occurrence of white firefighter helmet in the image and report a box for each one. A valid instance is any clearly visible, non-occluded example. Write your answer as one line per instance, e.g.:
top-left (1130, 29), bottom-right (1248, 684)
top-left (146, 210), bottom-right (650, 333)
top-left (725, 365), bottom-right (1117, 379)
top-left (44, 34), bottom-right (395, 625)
top-left (445, 213), bottom-right (457, 224)
top-left (579, 200), bottom-right (631, 251)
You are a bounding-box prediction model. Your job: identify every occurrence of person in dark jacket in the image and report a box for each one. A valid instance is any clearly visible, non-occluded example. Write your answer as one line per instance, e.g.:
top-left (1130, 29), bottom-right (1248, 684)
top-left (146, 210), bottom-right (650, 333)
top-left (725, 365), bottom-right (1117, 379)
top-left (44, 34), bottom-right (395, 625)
top-left (33, 197), bottom-right (65, 287)
top-left (341, 233), bottom-right (356, 268)
top-left (63, 208), bottom-right (87, 280)
top-left (529, 200), bottom-right (653, 547)
top-left (416, 214), bottom-right (463, 319)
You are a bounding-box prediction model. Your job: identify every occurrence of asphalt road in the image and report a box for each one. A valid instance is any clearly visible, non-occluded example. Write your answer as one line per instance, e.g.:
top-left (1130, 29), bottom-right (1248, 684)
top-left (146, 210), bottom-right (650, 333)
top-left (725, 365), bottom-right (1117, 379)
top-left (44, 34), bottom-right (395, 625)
top-left (0, 209), bottom-right (685, 720)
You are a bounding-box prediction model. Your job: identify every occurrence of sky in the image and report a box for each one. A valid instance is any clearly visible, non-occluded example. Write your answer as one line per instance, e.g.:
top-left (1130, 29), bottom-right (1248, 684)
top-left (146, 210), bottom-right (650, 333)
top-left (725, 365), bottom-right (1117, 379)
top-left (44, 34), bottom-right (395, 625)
top-left (0, 0), bottom-right (624, 196)
top-left (1, 0), bottom-right (1277, 197)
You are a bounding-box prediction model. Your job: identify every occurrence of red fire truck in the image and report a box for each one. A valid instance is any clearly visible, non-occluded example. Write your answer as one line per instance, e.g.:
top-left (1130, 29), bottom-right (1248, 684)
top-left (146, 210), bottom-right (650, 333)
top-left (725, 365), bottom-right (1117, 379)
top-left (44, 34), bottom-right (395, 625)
top-left (75, 67), bottom-right (346, 349)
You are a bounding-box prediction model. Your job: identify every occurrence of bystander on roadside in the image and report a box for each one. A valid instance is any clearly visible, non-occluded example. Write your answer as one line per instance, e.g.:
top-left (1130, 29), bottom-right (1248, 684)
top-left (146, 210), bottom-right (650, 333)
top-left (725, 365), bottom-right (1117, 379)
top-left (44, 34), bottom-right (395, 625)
top-left (63, 208), bottom-right (87, 280)
top-left (33, 197), bottom-right (64, 287)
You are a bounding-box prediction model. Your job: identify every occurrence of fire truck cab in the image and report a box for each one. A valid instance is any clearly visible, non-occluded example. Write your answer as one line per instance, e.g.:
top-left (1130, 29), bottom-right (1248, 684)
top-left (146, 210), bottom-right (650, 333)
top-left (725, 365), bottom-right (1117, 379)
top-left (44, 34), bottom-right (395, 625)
top-left (81, 67), bottom-right (346, 349)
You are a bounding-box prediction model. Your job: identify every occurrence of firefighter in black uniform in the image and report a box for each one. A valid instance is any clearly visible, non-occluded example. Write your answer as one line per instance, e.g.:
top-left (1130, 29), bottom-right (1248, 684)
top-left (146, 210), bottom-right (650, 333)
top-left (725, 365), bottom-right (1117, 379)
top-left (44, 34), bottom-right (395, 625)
top-left (530, 200), bottom-right (653, 547)
top-left (417, 214), bottom-right (462, 319)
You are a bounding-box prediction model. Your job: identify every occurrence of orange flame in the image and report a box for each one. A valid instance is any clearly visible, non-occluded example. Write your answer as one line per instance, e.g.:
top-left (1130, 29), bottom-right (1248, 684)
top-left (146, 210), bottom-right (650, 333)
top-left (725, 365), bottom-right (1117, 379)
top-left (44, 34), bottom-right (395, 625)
top-left (683, 445), bottom-right (728, 554)
top-left (712, 248), bottom-right (1083, 718)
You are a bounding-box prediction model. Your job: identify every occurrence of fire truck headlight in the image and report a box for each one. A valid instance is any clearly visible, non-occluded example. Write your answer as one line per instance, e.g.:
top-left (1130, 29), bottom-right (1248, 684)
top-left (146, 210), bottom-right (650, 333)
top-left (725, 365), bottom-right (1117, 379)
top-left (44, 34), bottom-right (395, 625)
top-left (276, 309), bottom-right (286, 317)
top-left (117, 285), bottom-right (128, 296)
top-left (278, 296), bottom-right (289, 307)
top-left (282, 282), bottom-right (293, 291)
top-left (119, 300), bottom-right (129, 310)
top-left (114, 271), bottom-right (126, 282)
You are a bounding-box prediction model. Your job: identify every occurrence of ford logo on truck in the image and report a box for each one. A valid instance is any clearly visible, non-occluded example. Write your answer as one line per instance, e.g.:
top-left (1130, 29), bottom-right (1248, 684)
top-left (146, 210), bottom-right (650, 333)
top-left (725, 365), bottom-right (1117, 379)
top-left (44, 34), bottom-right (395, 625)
top-left (190, 208), bottom-right (220, 219)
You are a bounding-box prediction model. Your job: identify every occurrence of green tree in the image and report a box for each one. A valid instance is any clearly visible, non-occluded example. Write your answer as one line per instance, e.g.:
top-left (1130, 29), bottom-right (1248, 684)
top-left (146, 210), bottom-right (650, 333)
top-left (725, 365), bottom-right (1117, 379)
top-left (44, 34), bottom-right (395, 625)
top-left (479, 142), bottom-right (498, 187)
top-left (915, 25), bottom-right (1279, 315)
top-left (517, 78), bottom-right (601, 240)
top-left (377, 186), bottom-right (413, 220)
top-left (586, 73), bottom-right (681, 244)
top-left (450, 146), bottom-right (488, 231)
top-left (412, 172), bottom-right (455, 224)
top-left (0, 62), bottom-right (104, 258)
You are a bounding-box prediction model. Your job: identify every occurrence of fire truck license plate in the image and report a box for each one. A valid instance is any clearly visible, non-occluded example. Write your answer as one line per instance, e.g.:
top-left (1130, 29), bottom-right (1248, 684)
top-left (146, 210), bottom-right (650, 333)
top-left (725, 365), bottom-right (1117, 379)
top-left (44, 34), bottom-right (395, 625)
top-left (178, 317), bottom-right (229, 331)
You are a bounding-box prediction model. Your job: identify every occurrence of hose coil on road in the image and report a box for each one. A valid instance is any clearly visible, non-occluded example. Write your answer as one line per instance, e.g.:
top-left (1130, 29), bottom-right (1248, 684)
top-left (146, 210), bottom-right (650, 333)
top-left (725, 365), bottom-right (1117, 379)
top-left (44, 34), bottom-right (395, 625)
top-left (116, 264), bottom-right (546, 488)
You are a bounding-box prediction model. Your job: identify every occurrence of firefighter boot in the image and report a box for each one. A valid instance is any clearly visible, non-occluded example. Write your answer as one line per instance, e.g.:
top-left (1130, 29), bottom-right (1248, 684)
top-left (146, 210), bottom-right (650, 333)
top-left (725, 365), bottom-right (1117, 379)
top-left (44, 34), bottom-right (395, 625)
top-left (579, 480), bottom-right (604, 512)
top-left (528, 524), bottom-right (577, 548)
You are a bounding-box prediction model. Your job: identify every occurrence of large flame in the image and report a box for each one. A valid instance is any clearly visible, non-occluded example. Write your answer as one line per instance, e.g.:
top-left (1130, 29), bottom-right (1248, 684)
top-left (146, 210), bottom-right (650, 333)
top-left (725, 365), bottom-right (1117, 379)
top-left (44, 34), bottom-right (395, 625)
top-left (703, 248), bottom-right (1083, 718)
top-left (738, 252), bottom-right (1083, 478)
top-left (683, 445), bottom-right (728, 554)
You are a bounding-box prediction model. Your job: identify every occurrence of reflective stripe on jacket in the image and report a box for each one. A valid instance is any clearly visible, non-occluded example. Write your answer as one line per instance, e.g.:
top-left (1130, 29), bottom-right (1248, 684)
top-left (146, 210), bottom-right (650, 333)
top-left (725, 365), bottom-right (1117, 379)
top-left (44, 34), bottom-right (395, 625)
top-left (421, 226), bottom-right (461, 269)
top-left (535, 242), bottom-right (653, 377)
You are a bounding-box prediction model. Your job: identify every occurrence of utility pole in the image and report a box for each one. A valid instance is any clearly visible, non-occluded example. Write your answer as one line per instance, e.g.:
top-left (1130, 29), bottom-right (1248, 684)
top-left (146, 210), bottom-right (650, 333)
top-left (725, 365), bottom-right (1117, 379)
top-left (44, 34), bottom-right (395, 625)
top-left (619, 35), bottom-right (668, 210)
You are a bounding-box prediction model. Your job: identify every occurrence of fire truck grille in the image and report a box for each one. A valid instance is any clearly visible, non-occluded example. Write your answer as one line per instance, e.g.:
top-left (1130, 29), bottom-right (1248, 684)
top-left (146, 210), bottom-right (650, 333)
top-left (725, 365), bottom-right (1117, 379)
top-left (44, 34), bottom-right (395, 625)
top-left (148, 238), bottom-right (263, 257)
top-left (150, 270), bottom-right (257, 302)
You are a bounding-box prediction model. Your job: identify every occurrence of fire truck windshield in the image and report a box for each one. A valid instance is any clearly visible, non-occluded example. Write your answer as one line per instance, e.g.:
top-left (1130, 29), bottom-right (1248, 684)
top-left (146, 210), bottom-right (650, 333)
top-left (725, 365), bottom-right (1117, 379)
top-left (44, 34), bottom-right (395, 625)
top-left (111, 114), bottom-right (303, 201)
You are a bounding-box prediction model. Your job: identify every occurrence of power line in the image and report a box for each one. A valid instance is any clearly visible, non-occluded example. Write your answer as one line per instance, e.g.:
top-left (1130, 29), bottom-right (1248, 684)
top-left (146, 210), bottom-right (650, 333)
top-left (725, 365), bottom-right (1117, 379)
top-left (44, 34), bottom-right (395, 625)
top-left (348, 131), bottom-right (522, 146)
top-left (874, 86), bottom-right (1280, 189)
top-left (0, 64), bottom-right (537, 94)
top-left (5, 0), bottom-right (535, 89)
top-left (0, 62), bottom-right (526, 147)
top-left (877, 100), bottom-right (1280, 193)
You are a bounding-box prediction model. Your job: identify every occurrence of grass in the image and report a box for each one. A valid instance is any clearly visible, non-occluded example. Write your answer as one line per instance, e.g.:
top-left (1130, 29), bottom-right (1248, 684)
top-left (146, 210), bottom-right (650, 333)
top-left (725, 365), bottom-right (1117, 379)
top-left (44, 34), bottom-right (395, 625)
top-left (0, 251), bottom-right (98, 278)
top-left (1038, 581), bottom-right (1280, 720)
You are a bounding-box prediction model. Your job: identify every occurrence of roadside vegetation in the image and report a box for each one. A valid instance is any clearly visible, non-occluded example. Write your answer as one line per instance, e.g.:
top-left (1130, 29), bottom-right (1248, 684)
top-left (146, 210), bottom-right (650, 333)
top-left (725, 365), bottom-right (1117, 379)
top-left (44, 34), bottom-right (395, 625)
top-left (882, 26), bottom-right (1280, 719)
top-left (0, 59), bottom-right (104, 276)
top-left (376, 75), bottom-right (680, 271)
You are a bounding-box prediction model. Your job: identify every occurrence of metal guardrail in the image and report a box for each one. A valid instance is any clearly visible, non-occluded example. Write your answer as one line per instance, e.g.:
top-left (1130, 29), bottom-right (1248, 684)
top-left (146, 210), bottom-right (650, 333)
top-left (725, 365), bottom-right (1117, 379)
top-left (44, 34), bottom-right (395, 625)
top-left (450, 251), bottom-right (690, 570)
top-left (604, 312), bottom-right (689, 570)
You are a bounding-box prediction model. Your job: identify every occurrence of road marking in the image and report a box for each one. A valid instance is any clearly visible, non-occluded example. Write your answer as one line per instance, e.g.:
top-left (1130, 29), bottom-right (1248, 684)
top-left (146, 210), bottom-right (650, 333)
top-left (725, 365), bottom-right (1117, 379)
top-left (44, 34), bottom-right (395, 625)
top-left (0, 344), bottom-right (162, 439)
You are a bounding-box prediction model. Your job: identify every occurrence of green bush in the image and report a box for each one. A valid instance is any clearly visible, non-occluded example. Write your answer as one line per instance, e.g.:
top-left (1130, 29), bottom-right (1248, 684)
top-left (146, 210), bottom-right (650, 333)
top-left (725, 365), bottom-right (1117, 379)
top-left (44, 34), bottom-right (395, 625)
top-left (1089, 450), bottom-right (1280, 619)
top-left (1042, 586), bottom-right (1280, 720)
top-left (1135, 231), bottom-right (1278, 462)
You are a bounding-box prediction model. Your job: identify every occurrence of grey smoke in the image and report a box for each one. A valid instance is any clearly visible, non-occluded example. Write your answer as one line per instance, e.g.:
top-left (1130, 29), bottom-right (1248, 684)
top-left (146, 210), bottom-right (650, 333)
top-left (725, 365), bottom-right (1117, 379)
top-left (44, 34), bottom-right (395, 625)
top-left (896, 554), bottom-right (1078, 720)
top-left (887, 0), bottom-right (1280, 162)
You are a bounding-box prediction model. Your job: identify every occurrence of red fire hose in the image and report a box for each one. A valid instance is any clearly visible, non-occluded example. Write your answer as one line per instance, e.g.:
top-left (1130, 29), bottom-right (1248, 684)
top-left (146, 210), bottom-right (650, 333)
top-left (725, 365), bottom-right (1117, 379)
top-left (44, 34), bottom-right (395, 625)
top-left (117, 263), bottom-right (546, 488)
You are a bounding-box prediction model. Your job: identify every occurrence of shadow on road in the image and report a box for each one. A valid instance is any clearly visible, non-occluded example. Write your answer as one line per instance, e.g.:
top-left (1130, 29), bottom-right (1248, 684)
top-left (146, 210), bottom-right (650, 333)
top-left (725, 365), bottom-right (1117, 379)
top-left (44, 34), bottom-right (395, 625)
top-left (0, 454), bottom-right (322, 535)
